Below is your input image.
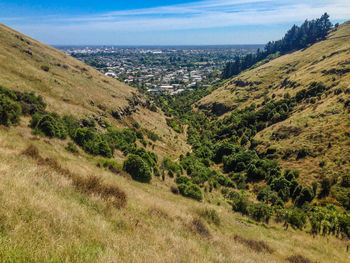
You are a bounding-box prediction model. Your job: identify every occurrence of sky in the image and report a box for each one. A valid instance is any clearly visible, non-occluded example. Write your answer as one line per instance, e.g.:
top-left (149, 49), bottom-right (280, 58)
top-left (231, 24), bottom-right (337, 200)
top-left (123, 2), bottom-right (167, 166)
top-left (0, 0), bottom-right (349, 45)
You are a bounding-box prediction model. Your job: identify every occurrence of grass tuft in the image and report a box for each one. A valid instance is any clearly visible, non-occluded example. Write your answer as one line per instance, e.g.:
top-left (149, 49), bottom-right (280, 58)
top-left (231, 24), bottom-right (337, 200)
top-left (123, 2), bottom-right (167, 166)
top-left (22, 144), bottom-right (41, 159)
top-left (190, 218), bottom-right (211, 238)
top-left (233, 234), bottom-right (273, 253)
top-left (286, 254), bottom-right (315, 263)
top-left (22, 144), bottom-right (127, 208)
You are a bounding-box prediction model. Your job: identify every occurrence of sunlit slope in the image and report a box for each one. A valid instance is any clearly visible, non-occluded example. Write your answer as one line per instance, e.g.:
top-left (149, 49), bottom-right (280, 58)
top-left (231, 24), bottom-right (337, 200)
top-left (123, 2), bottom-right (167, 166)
top-left (0, 123), bottom-right (348, 263)
top-left (198, 21), bottom-right (350, 183)
top-left (0, 23), bottom-right (189, 158)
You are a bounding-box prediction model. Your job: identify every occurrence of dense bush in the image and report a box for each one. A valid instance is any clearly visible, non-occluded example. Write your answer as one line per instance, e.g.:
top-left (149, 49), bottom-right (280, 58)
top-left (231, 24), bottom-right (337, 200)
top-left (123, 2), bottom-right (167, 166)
top-left (123, 154), bottom-right (152, 183)
top-left (295, 187), bottom-right (314, 207)
top-left (230, 191), bottom-right (250, 215)
top-left (73, 128), bottom-right (113, 157)
top-left (162, 157), bottom-right (183, 176)
top-left (130, 147), bottom-right (158, 168)
top-left (270, 176), bottom-right (291, 202)
top-left (104, 128), bottom-right (136, 154)
top-left (176, 175), bottom-right (190, 185)
top-left (296, 82), bottom-right (328, 102)
top-left (15, 91), bottom-right (46, 115)
top-left (212, 142), bottom-right (238, 163)
top-left (286, 209), bottom-right (307, 230)
top-left (178, 182), bottom-right (203, 201)
top-left (248, 202), bottom-right (273, 223)
top-left (223, 150), bottom-right (258, 173)
top-left (0, 94), bottom-right (22, 126)
top-left (31, 112), bottom-right (68, 139)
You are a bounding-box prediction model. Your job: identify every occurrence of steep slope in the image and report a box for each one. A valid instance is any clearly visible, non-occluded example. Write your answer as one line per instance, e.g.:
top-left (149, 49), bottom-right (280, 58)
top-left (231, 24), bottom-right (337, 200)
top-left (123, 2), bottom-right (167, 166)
top-left (0, 23), bottom-right (349, 263)
top-left (198, 21), bottom-right (350, 183)
top-left (0, 23), bottom-right (189, 159)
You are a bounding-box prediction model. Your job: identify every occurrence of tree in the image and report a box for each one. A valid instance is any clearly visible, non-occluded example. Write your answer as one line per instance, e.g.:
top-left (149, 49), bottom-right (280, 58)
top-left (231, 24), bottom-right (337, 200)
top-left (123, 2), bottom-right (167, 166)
top-left (123, 154), bottom-right (152, 183)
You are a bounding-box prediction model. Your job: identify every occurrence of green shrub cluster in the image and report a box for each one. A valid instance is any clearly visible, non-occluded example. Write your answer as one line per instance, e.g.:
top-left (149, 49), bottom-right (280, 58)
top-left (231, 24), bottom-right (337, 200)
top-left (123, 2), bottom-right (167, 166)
top-left (0, 87), bottom-right (48, 127)
top-left (178, 182), bottom-right (203, 201)
top-left (162, 157), bottom-right (183, 177)
top-left (296, 82), bottom-right (328, 102)
top-left (0, 93), bottom-right (22, 126)
top-left (31, 112), bottom-right (68, 139)
top-left (123, 154), bottom-right (152, 183)
top-left (72, 127), bottom-right (113, 157)
top-left (166, 118), bottom-right (183, 133)
top-left (15, 91), bottom-right (46, 115)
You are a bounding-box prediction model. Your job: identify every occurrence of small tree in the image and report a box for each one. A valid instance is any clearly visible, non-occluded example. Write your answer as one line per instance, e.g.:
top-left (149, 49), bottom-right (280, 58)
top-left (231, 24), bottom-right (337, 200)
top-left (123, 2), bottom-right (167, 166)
top-left (123, 154), bottom-right (152, 183)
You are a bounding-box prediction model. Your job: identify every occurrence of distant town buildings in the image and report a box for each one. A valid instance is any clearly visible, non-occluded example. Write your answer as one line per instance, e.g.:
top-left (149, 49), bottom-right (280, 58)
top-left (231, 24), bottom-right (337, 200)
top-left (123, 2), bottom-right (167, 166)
top-left (58, 45), bottom-right (261, 95)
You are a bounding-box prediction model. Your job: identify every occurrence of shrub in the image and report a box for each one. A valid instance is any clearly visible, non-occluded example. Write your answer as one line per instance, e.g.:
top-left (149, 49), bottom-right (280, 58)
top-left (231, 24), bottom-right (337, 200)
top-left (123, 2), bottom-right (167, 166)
top-left (287, 209), bottom-right (307, 230)
top-left (319, 177), bottom-right (331, 198)
top-left (15, 91), bottom-right (46, 115)
top-left (162, 157), bottom-right (183, 176)
top-left (341, 175), bottom-right (350, 188)
top-left (65, 142), bottom-right (78, 154)
top-left (270, 176), bottom-right (291, 202)
top-left (176, 175), bottom-right (190, 184)
top-left (73, 128), bottom-right (113, 157)
top-left (41, 65), bottom-right (50, 72)
top-left (296, 148), bottom-right (308, 159)
top-left (178, 182), bottom-right (203, 201)
top-left (223, 150), bottom-right (258, 173)
top-left (0, 94), bottom-right (22, 126)
top-left (31, 112), bottom-right (68, 139)
top-left (248, 202), bottom-right (273, 223)
top-left (170, 185), bottom-right (179, 194)
top-left (295, 187), bottom-right (314, 207)
top-left (130, 147), bottom-right (157, 168)
top-left (231, 191), bottom-right (250, 215)
top-left (0, 86), bottom-right (17, 100)
top-left (212, 142), bottom-right (238, 163)
top-left (146, 130), bottom-right (160, 142)
top-left (123, 154), bottom-right (152, 183)
top-left (230, 173), bottom-right (247, 189)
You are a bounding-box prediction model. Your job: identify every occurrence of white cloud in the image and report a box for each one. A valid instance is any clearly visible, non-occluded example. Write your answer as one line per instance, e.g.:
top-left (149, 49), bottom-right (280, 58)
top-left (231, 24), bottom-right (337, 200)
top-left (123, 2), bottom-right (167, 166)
top-left (3, 0), bottom-right (350, 44)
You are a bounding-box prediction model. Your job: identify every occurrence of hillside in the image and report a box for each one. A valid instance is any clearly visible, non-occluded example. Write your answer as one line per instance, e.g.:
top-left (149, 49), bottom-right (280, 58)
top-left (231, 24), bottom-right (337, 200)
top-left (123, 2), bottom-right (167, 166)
top-left (0, 22), bottom-right (350, 263)
top-left (0, 23), bottom-right (190, 159)
top-left (198, 21), bottom-right (350, 183)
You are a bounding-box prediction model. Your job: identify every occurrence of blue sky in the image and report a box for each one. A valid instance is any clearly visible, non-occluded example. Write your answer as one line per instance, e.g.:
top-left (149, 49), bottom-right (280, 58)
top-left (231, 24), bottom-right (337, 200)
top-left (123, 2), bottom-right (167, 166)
top-left (0, 0), bottom-right (349, 45)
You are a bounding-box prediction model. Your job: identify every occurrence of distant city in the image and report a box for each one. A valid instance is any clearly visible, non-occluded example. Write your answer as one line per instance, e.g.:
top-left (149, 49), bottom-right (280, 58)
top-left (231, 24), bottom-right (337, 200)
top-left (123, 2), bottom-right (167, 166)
top-left (56, 45), bottom-right (263, 95)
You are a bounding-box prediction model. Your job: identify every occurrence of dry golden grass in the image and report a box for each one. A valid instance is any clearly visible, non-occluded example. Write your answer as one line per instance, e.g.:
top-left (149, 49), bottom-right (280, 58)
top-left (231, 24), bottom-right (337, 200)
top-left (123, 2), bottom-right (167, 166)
top-left (0, 122), bottom-right (350, 262)
top-left (0, 21), bottom-right (349, 262)
top-left (0, 23), bottom-right (190, 159)
top-left (198, 21), bottom-right (350, 184)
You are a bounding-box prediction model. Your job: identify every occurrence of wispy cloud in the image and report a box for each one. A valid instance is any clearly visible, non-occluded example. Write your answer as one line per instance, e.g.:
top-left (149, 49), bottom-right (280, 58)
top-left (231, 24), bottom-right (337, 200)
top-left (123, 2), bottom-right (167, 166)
top-left (2, 0), bottom-right (349, 44)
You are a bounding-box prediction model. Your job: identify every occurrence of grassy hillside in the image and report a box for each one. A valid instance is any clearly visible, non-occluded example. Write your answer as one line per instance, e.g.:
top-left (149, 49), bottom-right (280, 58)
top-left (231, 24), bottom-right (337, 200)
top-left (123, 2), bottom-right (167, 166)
top-left (0, 122), bottom-right (349, 262)
top-left (198, 21), bottom-right (350, 183)
top-left (0, 23), bottom-right (189, 159)
top-left (0, 22), bottom-right (349, 263)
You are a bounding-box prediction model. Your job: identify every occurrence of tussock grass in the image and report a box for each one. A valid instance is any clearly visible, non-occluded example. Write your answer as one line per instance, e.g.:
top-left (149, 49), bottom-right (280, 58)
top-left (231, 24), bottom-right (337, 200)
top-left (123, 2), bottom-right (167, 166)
top-left (190, 218), bottom-right (211, 238)
top-left (286, 254), bottom-right (315, 263)
top-left (233, 234), bottom-right (273, 254)
top-left (0, 130), bottom-right (349, 262)
top-left (22, 144), bottom-right (127, 208)
top-left (195, 208), bottom-right (221, 226)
